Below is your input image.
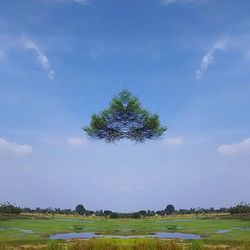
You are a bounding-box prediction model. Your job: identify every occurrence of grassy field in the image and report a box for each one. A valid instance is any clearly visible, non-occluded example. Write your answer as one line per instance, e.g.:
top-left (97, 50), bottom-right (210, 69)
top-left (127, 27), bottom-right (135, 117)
top-left (0, 213), bottom-right (250, 249)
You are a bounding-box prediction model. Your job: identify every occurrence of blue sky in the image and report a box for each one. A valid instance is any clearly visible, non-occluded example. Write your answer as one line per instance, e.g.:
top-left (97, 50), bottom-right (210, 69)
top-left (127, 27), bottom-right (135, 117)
top-left (0, 0), bottom-right (250, 212)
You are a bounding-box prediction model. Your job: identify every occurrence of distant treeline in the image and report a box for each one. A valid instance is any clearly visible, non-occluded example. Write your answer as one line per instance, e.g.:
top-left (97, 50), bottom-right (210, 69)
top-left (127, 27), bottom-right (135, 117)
top-left (1, 201), bottom-right (250, 218)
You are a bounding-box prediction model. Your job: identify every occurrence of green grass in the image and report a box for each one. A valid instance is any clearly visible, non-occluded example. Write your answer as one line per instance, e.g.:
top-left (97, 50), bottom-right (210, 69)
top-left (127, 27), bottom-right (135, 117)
top-left (0, 213), bottom-right (250, 248)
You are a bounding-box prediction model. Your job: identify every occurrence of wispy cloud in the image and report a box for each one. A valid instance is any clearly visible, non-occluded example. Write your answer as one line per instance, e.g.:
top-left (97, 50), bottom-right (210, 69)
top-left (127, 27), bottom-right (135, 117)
top-left (23, 38), bottom-right (55, 80)
top-left (67, 137), bottom-right (84, 146)
top-left (71, 0), bottom-right (89, 4)
top-left (42, 0), bottom-right (90, 5)
top-left (161, 0), bottom-right (207, 6)
top-left (165, 137), bottom-right (184, 146)
top-left (0, 34), bottom-right (55, 79)
top-left (244, 49), bottom-right (250, 60)
top-left (0, 50), bottom-right (6, 60)
top-left (0, 34), bottom-right (17, 62)
top-left (218, 138), bottom-right (250, 156)
top-left (161, 0), bottom-right (177, 5)
top-left (195, 38), bottom-right (228, 79)
top-left (0, 138), bottom-right (32, 155)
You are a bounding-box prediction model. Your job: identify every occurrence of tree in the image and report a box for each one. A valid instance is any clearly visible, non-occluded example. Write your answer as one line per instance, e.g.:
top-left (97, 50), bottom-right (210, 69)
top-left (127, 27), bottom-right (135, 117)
top-left (138, 210), bottom-right (147, 217)
top-left (0, 202), bottom-right (21, 214)
top-left (75, 204), bottom-right (85, 215)
top-left (103, 210), bottom-right (113, 217)
top-left (165, 204), bottom-right (175, 215)
top-left (229, 202), bottom-right (250, 214)
top-left (84, 89), bottom-right (167, 142)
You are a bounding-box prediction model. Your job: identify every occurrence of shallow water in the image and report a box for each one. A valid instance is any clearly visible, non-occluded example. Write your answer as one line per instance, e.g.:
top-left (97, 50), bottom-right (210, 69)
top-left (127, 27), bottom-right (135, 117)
top-left (48, 232), bottom-right (201, 240)
top-left (17, 229), bottom-right (33, 234)
top-left (154, 232), bottom-right (201, 239)
top-left (233, 227), bottom-right (250, 231)
top-left (157, 219), bottom-right (194, 223)
top-left (49, 232), bottom-right (96, 239)
top-left (57, 219), bottom-right (94, 223)
top-left (0, 227), bottom-right (33, 234)
top-left (175, 219), bottom-right (194, 222)
top-left (216, 229), bottom-right (231, 234)
top-left (216, 227), bottom-right (250, 234)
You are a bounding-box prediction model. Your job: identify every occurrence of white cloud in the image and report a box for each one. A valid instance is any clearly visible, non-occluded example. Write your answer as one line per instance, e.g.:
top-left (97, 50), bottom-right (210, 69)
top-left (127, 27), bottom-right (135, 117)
top-left (0, 50), bottom-right (6, 60)
top-left (0, 34), bottom-right (17, 61)
top-left (218, 138), bottom-right (250, 156)
top-left (73, 0), bottom-right (89, 4)
top-left (161, 0), bottom-right (177, 5)
top-left (165, 137), bottom-right (184, 146)
top-left (195, 38), bottom-right (227, 79)
top-left (0, 35), bottom-right (55, 79)
top-left (161, 0), bottom-right (207, 5)
top-left (23, 38), bottom-right (55, 80)
top-left (0, 138), bottom-right (32, 156)
top-left (43, 0), bottom-right (90, 5)
top-left (67, 137), bottom-right (84, 146)
top-left (245, 50), bottom-right (250, 60)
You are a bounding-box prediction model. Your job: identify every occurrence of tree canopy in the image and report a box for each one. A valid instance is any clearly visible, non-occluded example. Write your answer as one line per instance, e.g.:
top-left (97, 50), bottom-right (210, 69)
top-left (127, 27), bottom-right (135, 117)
top-left (84, 89), bottom-right (167, 142)
top-left (165, 204), bottom-right (175, 215)
top-left (75, 204), bottom-right (85, 215)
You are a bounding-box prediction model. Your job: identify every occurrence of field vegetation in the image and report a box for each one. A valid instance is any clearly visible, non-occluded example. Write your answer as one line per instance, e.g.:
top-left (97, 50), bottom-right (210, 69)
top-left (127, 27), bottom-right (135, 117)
top-left (1, 203), bottom-right (250, 249)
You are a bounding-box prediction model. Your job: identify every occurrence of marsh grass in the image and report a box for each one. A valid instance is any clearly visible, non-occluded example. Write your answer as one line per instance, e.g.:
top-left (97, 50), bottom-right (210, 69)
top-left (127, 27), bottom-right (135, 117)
top-left (187, 241), bottom-right (203, 250)
top-left (49, 239), bottom-right (183, 250)
top-left (0, 239), bottom-right (249, 250)
top-left (0, 242), bottom-right (8, 250)
top-left (241, 242), bottom-right (250, 250)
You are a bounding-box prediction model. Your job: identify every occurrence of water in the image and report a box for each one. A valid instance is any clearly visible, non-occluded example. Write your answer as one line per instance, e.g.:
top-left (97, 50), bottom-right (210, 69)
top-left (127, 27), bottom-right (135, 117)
top-left (216, 229), bottom-right (231, 234)
top-left (49, 232), bottom-right (96, 239)
top-left (216, 227), bottom-right (250, 234)
top-left (154, 232), bottom-right (201, 239)
top-left (175, 219), bottom-right (194, 222)
top-left (233, 227), bottom-right (250, 231)
top-left (18, 229), bottom-right (33, 234)
top-left (157, 219), bottom-right (194, 223)
top-left (0, 227), bottom-right (33, 234)
top-left (49, 232), bottom-right (201, 240)
top-left (57, 219), bottom-right (94, 223)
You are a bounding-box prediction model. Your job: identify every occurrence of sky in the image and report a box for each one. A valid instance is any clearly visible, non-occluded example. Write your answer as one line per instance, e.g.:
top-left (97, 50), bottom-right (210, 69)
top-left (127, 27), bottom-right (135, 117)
top-left (0, 0), bottom-right (250, 212)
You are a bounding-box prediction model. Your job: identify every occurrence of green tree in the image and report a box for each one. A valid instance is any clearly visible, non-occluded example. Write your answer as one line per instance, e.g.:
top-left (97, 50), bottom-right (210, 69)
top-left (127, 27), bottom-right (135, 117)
top-left (229, 202), bottom-right (250, 214)
top-left (0, 202), bottom-right (21, 214)
top-left (75, 204), bottom-right (85, 215)
top-left (84, 89), bottom-right (167, 142)
top-left (165, 204), bottom-right (175, 215)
